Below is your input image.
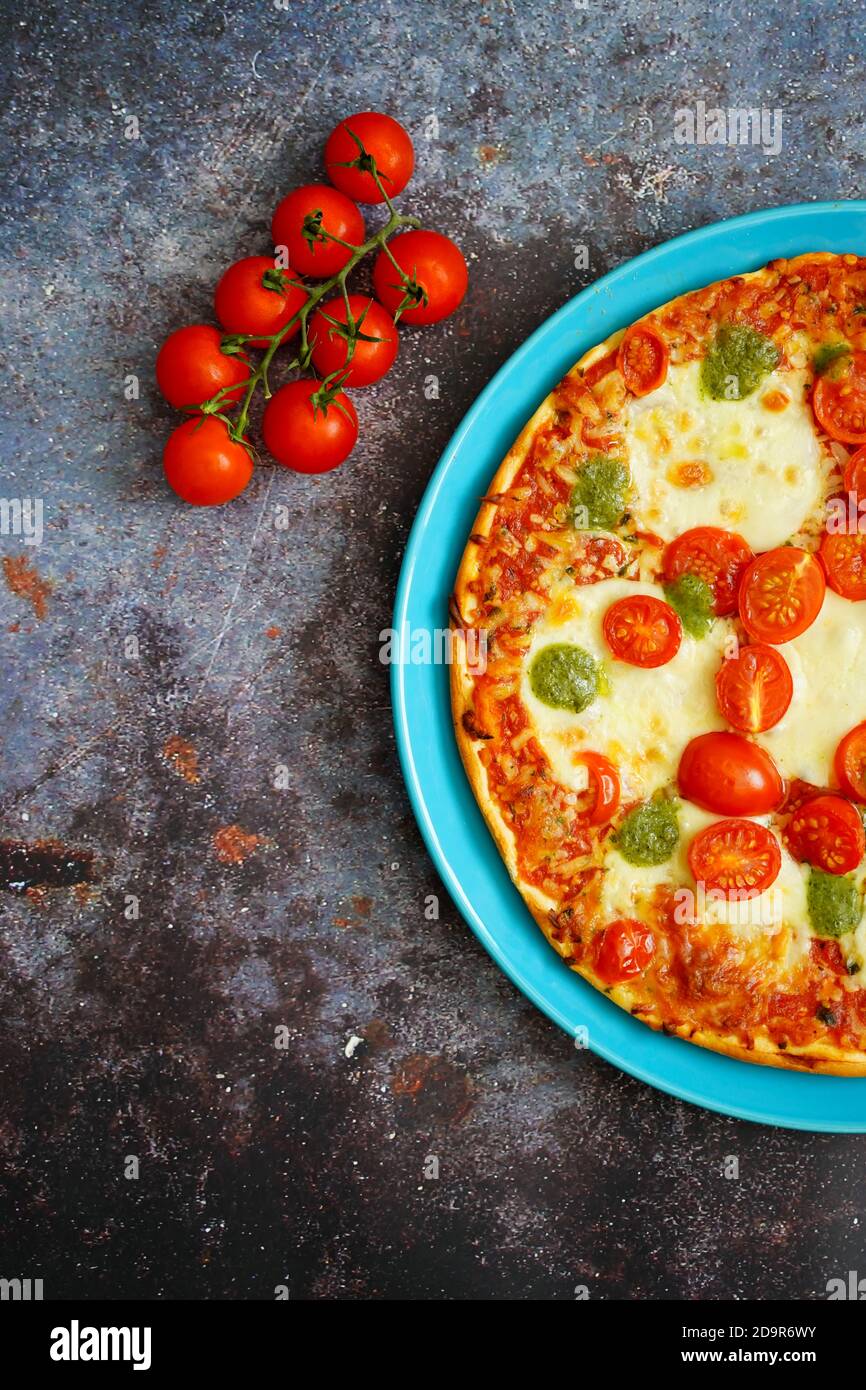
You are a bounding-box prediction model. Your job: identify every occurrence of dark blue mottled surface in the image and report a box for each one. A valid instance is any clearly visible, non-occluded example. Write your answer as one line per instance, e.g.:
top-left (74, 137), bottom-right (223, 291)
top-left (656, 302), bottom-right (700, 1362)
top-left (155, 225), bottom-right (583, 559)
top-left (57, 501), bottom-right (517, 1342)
top-left (2, 0), bottom-right (866, 1300)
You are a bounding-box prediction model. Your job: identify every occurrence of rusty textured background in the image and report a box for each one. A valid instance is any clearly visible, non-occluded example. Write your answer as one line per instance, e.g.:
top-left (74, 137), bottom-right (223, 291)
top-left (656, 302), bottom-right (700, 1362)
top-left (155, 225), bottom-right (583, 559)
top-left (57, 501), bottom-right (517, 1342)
top-left (2, 0), bottom-right (866, 1300)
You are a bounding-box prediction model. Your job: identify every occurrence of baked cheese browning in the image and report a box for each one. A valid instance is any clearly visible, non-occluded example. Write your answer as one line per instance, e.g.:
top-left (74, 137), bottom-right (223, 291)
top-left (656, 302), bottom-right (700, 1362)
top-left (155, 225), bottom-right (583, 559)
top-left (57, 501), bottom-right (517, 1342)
top-left (625, 361), bottom-right (829, 551)
top-left (452, 252), bottom-right (866, 1073)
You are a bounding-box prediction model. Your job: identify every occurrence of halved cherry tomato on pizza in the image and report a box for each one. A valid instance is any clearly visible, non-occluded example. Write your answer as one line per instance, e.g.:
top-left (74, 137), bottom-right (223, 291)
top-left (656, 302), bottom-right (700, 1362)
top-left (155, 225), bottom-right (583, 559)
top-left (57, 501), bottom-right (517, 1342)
top-left (715, 643), bottom-right (793, 734)
top-left (663, 526), bottom-right (753, 616)
top-left (835, 722), bottom-right (866, 803)
top-left (843, 446), bottom-right (866, 496)
top-left (678, 731), bottom-right (785, 816)
top-left (617, 323), bottom-right (669, 397)
top-left (574, 752), bottom-right (621, 825)
top-left (787, 794), bottom-right (866, 874)
top-left (779, 779), bottom-right (826, 818)
top-left (602, 594), bottom-right (682, 667)
top-left (594, 918), bottom-right (655, 985)
top-left (819, 530), bottom-right (866, 600)
top-left (688, 818), bottom-right (782, 898)
top-left (738, 546), bottom-right (825, 643)
top-left (813, 350), bottom-right (866, 443)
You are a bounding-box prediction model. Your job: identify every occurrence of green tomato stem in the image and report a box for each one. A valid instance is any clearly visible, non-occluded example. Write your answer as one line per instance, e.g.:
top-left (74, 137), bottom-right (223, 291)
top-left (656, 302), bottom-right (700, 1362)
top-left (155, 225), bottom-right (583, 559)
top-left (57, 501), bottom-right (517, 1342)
top-left (212, 206), bottom-right (421, 442)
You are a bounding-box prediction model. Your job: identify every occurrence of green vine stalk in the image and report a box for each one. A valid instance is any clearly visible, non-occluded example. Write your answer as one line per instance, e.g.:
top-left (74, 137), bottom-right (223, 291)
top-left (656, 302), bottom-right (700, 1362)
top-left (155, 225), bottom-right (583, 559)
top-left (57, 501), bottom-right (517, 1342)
top-left (197, 140), bottom-right (426, 450)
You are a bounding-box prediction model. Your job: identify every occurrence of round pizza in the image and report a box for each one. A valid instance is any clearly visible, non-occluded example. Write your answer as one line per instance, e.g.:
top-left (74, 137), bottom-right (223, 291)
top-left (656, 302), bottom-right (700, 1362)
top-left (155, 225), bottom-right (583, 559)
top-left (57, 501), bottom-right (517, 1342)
top-left (450, 251), bottom-right (866, 1074)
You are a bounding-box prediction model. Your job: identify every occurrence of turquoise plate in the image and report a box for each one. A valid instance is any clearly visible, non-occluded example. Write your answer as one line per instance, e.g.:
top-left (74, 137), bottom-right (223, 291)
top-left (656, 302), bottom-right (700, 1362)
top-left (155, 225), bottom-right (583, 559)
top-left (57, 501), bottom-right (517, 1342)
top-left (392, 201), bottom-right (866, 1131)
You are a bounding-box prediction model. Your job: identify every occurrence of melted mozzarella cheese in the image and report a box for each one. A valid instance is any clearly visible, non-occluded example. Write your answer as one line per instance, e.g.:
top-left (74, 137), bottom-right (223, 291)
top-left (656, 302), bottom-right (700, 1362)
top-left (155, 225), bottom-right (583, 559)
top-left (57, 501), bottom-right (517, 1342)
top-left (523, 579), bottom-right (866, 956)
top-left (625, 361), bottom-right (827, 550)
top-left (521, 576), bottom-right (728, 802)
top-left (599, 801), bottom-right (810, 950)
top-left (758, 590), bottom-right (866, 785)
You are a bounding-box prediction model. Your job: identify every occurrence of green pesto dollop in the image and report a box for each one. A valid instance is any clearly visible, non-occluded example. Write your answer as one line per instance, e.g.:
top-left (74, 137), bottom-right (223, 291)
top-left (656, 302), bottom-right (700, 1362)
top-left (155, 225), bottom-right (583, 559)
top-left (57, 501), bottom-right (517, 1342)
top-left (569, 455), bottom-right (628, 531)
top-left (613, 796), bottom-right (680, 867)
top-left (812, 341), bottom-right (851, 377)
top-left (700, 324), bottom-right (780, 401)
top-left (664, 572), bottom-right (715, 639)
top-left (529, 643), bottom-right (601, 714)
top-left (807, 868), bottom-right (863, 939)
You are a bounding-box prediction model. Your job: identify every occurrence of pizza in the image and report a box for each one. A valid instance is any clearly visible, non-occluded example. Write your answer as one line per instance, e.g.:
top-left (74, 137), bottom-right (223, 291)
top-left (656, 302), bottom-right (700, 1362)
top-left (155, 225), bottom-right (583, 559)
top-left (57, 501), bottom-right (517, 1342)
top-left (450, 251), bottom-right (866, 1074)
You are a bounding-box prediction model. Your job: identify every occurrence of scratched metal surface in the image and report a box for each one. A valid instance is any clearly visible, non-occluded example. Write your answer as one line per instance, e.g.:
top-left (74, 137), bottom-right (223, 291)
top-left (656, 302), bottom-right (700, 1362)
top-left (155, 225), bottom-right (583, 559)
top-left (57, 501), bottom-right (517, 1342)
top-left (1, 0), bottom-right (866, 1300)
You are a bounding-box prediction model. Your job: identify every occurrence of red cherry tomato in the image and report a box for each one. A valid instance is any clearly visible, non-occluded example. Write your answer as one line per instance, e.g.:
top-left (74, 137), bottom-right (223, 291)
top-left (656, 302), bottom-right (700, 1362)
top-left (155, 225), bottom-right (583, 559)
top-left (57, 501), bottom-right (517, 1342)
top-left (262, 380), bottom-right (358, 474)
top-left (738, 547), bottom-right (826, 643)
top-left (271, 184), bottom-right (365, 278)
top-left (156, 325), bottom-right (249, 409)
top-left (813, 350), bottom-right (866, 443)
top-left (663, 526), bottom-right (753, 616)
top-left (372, 230), bottom-right (467, 325)
top-left (574, 752), bottom-right (621, 825)
top-left (787, 794), bottom-right (866, 874)
top-left (309, 295), bottom-right (398, 387)
top-left (678, 732), bottom-right (785, 816)
top-left (324, 111), bottom-right (414, 204)
top-left (163, 417), bottom-right (253, 506)
top-left (820, 530), bottom-right (866, 600)
top-left (843, 446), bottom-right (866, 495)
top-left (214, 257), bottom-right (307, 349)
top-left (602, 594), bottom-right (682, 667)
top-left (715, 643), bottom-right (793, 734)
top-left (835, 722), bottom-right (866, 803)
top-left (688, 818), bottom-right (782, 898)
top-left (779, 779), bottom-right (827, 818)
top-left (617, 323), bottom-right (669, 397)
top-left (594, 919), bottom-right (655, 985)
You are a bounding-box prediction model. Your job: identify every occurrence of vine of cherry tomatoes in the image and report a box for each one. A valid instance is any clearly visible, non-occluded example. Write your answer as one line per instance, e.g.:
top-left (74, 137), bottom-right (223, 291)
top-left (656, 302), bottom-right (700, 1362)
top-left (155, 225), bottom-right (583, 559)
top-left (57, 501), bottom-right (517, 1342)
top-left (156, 112), bottom-right (468, 505)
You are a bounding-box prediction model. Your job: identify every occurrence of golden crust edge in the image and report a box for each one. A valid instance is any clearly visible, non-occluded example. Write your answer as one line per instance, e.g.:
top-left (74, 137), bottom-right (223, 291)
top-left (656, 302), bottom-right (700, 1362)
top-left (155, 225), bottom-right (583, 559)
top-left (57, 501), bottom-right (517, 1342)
top-left (520, 895), bottom-right (866, 1075)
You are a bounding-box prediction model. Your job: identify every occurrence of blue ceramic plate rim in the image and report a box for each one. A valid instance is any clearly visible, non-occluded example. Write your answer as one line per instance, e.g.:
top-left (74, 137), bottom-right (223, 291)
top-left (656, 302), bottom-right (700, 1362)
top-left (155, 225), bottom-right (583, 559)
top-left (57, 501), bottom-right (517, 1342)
top-left (392, 200), bottom-right (866, 1132)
